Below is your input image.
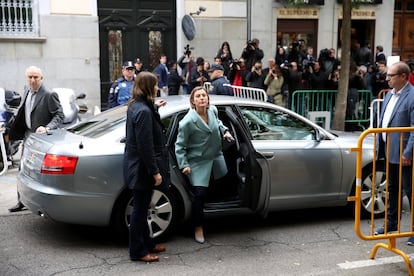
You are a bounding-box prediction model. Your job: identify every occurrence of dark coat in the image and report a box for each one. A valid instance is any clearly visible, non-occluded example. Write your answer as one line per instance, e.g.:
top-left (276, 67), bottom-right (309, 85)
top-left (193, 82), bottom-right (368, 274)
top-left (154, 64), bottom-right (169, 88)
top-left (9, 84), bottom-right (64, 140)
top-left (124, 99), bottom-right (169, 190)
top-left (210, 76), bottom-right (233, 95)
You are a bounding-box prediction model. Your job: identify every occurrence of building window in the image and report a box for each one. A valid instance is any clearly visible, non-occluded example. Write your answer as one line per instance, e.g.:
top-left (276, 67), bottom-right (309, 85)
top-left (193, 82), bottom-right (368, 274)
top-left (0, 0), bottom-right (39, 37)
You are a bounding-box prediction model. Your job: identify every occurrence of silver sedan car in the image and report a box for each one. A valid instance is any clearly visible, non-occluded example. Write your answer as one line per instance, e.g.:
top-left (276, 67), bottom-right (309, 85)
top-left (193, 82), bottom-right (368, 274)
top-left (17, 95), bottom-right (385, 240)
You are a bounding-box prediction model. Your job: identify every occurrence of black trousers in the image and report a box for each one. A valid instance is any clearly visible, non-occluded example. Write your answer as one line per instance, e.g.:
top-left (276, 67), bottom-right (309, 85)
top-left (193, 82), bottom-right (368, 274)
top-left (129, 189), bottom-right (155, 259)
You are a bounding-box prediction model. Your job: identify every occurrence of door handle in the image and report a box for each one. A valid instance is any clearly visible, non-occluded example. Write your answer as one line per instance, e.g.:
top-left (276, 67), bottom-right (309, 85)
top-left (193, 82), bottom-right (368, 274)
top-left (259, 151), bottom-right (275, 160)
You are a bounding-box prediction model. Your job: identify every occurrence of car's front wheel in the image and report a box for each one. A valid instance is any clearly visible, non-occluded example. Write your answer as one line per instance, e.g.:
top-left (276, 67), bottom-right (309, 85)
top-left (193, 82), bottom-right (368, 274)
top-left (360, 163), bottom-right (386, 218)
top-left (111, 186), bottom-right (179, 241)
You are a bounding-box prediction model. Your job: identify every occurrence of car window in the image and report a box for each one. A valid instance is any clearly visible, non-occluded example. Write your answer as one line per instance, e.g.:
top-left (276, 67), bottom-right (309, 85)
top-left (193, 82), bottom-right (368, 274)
top-left (239, 106), bottom-right (315, 140)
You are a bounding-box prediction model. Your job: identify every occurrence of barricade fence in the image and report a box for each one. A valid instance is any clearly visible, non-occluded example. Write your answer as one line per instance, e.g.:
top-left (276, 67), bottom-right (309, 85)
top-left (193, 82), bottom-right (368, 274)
top-left (204, 82), bottom-right (267, 102)
top-left (291, 90), bottom-right (373, 130)
top-left (350, 127), bottom-right (414, 275)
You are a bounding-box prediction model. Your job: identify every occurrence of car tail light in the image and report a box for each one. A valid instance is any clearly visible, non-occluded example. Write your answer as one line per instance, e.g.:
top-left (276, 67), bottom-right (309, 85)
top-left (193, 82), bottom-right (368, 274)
top-left (41, 154), bottom-right (78, 174)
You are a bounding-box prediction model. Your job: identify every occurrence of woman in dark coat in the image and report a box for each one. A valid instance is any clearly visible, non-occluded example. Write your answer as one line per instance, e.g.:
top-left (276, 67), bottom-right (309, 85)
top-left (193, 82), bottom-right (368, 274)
top-left (124, 72), bottom-right (169, 262)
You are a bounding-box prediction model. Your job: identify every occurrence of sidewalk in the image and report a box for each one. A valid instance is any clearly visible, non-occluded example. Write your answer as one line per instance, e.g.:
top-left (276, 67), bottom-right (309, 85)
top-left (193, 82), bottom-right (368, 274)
top-left (0, 167), bottom-right (19, 215)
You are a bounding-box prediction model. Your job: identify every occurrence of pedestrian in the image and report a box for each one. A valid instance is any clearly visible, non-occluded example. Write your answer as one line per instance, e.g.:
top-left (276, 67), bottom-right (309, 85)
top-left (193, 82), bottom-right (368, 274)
top-left (375, 61), bottom-right (414, 247)
top-left (275, 46), bottom-right (287, 67)
top-left (175, 87), bottom-right (234, 244)
top-left (154, 54), bottom-right (169, 96)
top-left (167, 60), bottom-right (182, 95)
top-left (8, 65), bottom-right (64, 212)
top-left (124, 71), bottom-right (169, 262)
top-left (216, 41), bottom-right (233, 76)
top-left (375, 45), bottom-right (386, 65)
top-left (371, 60), bottom-right (389, 98)
top-left (107, 61), bottom-right (135, 108)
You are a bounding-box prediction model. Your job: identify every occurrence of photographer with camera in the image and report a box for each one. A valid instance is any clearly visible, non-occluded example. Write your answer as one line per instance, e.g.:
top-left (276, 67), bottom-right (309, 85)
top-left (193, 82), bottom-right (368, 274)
top-left (245, 61), bottom-right (266, 89)
top-left (264, 67), bottom-right (284, 106)
top-left (228, 58), bottom-right (248, 87)
top-left (241, 38), bottom-right (264, 73)
top-left (178, 45), bottom-right (196, 94)
top-left (189, 57), bottom-right (209, 92)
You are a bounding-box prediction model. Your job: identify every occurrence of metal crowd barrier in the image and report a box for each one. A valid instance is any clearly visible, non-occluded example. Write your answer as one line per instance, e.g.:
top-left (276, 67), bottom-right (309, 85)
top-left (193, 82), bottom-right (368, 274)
top-left (349, 127), bottom-right (414, 275)
top-left (290, 90), bottom-right (373, 130)
top-left (204, 82), bottom-right (267, 102)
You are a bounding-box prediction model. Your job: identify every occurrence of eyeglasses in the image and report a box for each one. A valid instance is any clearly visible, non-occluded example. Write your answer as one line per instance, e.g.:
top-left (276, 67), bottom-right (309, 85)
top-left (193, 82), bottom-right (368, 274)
top-left (386, 73), bottom-right (401, 78)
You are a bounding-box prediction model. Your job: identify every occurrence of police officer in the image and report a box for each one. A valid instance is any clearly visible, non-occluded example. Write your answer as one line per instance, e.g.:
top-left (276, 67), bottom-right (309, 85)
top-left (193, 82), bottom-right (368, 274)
top-left (108, 61), bottom-right (135, 108)
top-left (208, 64), bottom-right (233, 96)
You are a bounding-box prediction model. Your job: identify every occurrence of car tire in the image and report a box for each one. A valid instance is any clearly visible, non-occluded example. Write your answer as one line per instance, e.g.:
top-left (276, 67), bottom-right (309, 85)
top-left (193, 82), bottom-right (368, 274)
top-left (359, 162), bottom-right (386, 218)
top-left (111, 186), bottom-right (180, 242)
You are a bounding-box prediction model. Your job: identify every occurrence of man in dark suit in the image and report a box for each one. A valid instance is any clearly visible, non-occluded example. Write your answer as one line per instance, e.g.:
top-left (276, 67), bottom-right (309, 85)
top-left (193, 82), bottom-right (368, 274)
top-left (8, 65), bottom-right (64, 212)
top-left (375, 62), bottom-right (414, 246)
top-left (154, 54), bottom-right (169, 96)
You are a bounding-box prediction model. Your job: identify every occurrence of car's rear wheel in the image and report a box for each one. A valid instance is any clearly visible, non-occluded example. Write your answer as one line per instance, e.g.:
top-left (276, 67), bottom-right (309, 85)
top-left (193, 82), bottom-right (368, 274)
top-left (360, 163), bottom-right (386, 218)
top-left (111, 186), bottom-right (179, 242)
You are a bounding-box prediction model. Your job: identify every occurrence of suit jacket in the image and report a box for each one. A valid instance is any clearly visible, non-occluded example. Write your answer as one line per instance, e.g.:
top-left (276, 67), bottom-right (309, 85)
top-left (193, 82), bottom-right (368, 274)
top-left (377, 82), bottom-right (414, 163)
top-left (9, 84), bottom-right (64, 140)
top-left (175, 105), bottom-right (228, 187)
top-left (124, 99), bottom-right (169, 190)
top-left (154, 63), bottom-right (168, 88)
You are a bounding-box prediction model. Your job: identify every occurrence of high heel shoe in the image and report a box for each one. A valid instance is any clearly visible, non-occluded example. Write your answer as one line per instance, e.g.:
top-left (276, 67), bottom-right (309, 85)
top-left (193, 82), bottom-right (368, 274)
top-left (194, 226), bottom-right (205, 244)
top-left (195, 235), bottom-right (205, 244)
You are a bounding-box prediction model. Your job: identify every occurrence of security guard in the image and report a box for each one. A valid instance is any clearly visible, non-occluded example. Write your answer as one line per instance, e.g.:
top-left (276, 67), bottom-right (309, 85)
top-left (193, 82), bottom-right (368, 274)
top-left (208, 64), bottom-right (233, 96)
top-left (108, 61), bottom-right (135, 108)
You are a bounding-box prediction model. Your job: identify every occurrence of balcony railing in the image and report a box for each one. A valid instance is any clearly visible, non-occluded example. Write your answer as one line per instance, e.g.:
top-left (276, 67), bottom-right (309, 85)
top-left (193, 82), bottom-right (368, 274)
top-left (0, 0), bottom-right (38, 37)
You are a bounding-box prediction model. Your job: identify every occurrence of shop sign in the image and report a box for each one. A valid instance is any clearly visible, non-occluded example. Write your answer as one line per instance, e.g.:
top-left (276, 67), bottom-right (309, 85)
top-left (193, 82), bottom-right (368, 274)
top-left (338, 9), bottom-right (376, 19)
top-left (277, 8), bottom-right (320, 19)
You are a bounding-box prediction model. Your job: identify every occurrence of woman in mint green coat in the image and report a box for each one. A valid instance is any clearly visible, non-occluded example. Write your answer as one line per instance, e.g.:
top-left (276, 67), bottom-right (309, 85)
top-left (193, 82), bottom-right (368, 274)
top-left (175, 86), bottom-right (234, 243)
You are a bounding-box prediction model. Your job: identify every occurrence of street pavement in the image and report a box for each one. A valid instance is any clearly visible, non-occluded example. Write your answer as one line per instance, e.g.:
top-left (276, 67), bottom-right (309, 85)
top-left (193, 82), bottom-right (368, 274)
top-left (1, 166), bottom-right (414, 275)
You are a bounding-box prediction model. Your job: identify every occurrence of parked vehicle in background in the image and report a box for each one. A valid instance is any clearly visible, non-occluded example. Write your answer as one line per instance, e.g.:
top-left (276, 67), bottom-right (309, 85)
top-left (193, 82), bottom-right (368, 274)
top-left (0, 88), bottom-right (22, 175)
top-left (53, 88), bottom-right (89, 127)
top-left (17, 95), bottom-right (386, 241)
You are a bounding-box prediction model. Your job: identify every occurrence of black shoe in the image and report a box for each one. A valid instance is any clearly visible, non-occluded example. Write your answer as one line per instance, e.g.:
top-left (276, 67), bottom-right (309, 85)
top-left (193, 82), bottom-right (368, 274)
top-left (8, 202), bottom-right (25, 212)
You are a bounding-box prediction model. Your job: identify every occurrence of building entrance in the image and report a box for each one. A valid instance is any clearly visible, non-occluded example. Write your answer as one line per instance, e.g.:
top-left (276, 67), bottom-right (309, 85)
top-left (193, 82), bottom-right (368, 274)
top-left (97, 0), bottom-right (176, 109)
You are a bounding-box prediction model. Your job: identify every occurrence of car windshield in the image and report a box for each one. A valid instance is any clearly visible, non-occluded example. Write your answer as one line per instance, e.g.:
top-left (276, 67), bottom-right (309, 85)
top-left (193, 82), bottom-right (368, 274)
top-left (239, 105), bottom-right (315, 140)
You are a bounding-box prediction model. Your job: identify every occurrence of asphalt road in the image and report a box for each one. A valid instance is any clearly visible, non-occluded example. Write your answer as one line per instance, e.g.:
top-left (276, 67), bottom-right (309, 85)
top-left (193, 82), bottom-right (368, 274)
top-left (1, 168), bottom-right (414, 276)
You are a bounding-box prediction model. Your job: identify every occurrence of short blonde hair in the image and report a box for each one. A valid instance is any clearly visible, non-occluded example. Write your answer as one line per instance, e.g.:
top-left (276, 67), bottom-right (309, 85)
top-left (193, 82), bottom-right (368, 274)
top-left (189, 86), bottom-right (210, 109)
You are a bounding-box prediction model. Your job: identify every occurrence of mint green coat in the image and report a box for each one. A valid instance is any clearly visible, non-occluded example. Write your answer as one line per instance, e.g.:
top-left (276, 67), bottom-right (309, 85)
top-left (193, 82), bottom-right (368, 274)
top-left (175, 105), bottom-right (228, 187)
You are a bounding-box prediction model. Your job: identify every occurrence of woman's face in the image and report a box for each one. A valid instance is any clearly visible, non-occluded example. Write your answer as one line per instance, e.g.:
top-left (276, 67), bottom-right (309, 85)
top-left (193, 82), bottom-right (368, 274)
top-left (192, 89), bottom-right (209, 108)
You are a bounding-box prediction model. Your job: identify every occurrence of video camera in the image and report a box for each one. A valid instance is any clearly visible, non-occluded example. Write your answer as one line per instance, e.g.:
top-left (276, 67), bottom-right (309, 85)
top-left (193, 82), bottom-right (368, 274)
top-left (184, 44), bottom-right (194, 56)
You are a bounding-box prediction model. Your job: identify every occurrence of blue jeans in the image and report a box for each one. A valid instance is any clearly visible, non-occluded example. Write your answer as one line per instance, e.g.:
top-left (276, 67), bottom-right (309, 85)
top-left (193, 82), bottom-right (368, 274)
top-left (387, 163), bottom-right (412, 228)
top-left (129, 189), bottom-right (155, 259)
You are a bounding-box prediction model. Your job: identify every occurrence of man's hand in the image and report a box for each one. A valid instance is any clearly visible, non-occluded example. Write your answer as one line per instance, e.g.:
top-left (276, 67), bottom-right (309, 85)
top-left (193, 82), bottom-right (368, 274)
top-left (153, 173), bottom-right (162, 186)
top-left (35, 126), bottom-right (49, 133)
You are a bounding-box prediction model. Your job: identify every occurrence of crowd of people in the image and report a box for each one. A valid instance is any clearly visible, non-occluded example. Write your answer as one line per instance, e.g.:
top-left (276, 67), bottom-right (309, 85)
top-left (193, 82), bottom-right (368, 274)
top-left (109, 40), bottom-right (414, 112)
